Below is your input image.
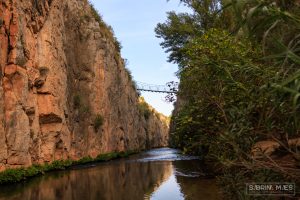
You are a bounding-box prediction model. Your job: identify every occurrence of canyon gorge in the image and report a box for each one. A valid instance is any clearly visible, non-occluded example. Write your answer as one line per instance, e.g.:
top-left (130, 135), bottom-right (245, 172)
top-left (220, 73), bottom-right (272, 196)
top-left (0, 0), bottom-right (169, 171)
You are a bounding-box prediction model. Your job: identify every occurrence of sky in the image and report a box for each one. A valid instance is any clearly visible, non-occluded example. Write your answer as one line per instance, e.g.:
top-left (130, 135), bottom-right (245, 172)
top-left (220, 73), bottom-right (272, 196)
top-left (89, 0), bottom-right (190, 116)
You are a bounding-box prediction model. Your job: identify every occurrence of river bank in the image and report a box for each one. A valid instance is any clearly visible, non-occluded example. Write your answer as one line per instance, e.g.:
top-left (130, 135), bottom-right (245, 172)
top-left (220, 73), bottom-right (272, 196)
top-left (0, 150), bottom-right (138, 185)
top-left (0, 148), bottom-right (221, 200)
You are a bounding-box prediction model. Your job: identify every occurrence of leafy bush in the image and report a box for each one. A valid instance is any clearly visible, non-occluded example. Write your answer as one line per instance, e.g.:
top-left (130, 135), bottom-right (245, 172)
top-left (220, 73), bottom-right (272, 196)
top-left (88, 1), bottom-right (122, 52)
top-left (79, 105), bottom-right (90, 116)
top-left (170, 29), bottom-right (273, 154)
top-left (74, 156), bottom-right (93, 165)
top-left (16, 56), bottom-right (27, 67)
top-left (138, 98), bottom-right (151, 120)
top-left (124, 67), bottom-right (138, 91)
top-left (0, 151), bottom-right (138, 185)
top-left (96, 152), bottom-right (118, 161)
top-left (37, 66), bottom-right (49, 76)
top-left (114, 36), bottom-right (122, 52)
top-left (94, 114), bottom-right (104, 132)
top-left (89, 3), bottom-right (105, 27)
top-left (125, 67), bottom-right (133, 81)
top-left (158, 0), bottom-right (300, 198)
top-left (73, 94), bottom-right (81, 109)
top-left (0, 160), bottom-right (71, 184)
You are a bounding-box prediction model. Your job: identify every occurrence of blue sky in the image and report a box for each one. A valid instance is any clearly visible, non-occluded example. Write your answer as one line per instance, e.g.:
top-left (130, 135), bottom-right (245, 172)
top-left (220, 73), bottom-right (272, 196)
top-left (89, 0), bottom-right (190, 116)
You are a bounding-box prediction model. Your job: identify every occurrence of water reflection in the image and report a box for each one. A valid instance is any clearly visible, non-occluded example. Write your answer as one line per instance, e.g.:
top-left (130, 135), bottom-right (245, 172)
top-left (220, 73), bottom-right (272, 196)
top-left (0, 148), bottom-right (221, 200)
top-left (150, 160), bottom-right (220, 200)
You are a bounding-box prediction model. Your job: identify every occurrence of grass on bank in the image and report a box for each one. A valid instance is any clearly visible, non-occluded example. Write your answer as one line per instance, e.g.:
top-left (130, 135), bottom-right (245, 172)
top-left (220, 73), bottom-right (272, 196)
top-left (0, 150), bottom-right (137, 185)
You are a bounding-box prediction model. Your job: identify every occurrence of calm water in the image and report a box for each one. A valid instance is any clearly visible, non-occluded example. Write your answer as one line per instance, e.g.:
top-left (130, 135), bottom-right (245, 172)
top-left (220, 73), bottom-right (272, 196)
top-left (0, 148), bottom-right (221, 200)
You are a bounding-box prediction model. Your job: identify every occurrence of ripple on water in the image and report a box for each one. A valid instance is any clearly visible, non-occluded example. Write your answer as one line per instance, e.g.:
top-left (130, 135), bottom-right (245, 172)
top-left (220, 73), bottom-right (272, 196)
top-left (173, 171), bottom-right (204, 178)
top-left (136, 148), bottom-right (199, 162)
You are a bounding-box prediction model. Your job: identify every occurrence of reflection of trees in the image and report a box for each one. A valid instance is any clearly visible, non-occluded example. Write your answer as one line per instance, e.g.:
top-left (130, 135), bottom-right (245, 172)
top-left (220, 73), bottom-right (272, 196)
top-left (0, 161), bottom-right (173, 200)
top-left (0, 160), bottom-right (223, 200)
top-left (173, 160), bottom-right (221, 200)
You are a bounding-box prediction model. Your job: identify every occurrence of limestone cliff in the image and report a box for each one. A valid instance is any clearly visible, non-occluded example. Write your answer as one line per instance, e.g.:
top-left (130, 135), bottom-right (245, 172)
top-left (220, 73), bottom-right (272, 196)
top-left (0, 0), bottom-right (169, 170)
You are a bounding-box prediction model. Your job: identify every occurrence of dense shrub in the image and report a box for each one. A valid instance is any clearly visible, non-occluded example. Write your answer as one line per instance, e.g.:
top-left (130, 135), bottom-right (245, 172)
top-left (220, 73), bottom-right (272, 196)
top-left (94, 114), bottom-right (104, 132)
top-left (0, 151), bottom-right (138, 185)
top-left (73, 94), bottom-right (81, 109)
top-left (157, 0), bottom-right (300, 198)
top-left (138, 98), bottom-right (152, 120)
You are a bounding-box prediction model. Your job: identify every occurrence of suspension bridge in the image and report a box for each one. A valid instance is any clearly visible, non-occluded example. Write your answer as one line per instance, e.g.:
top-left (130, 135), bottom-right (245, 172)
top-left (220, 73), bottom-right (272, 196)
top-left (136, 82), bottom-right (178, 94)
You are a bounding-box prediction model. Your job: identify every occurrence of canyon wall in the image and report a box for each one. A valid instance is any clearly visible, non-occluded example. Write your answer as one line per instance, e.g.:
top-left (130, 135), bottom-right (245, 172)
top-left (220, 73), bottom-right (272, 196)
top-left (0, 0), bottom-right (169, 171)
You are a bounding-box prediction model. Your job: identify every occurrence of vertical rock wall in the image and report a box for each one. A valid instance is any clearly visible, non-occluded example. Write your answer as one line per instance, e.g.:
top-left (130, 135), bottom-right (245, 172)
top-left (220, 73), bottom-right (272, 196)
top-left (0, 0), bottom-right (169, 171)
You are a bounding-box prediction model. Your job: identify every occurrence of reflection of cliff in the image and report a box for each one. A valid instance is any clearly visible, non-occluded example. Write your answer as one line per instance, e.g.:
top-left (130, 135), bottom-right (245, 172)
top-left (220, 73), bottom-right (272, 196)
top-left (173, 161), bottom-right (221, 200)
top-left (0, 161), bottom-right (173, 200)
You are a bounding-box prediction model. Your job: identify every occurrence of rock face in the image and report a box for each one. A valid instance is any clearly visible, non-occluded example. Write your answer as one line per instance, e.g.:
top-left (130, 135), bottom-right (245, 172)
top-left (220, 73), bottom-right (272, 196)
top-left (0, 0), bottom-right (169, 170)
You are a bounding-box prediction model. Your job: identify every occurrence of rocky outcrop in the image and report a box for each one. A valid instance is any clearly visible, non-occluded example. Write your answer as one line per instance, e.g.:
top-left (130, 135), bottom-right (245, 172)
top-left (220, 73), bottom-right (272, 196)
top-left (0, 0), bottom-right (169, 170)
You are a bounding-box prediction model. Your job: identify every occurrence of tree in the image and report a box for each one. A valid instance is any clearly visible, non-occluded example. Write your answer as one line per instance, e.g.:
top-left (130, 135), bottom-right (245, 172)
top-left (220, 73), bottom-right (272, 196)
top-left (158, 0), bottom-right (300, 198)
top-left (155, 0), bottom-right (225, 64)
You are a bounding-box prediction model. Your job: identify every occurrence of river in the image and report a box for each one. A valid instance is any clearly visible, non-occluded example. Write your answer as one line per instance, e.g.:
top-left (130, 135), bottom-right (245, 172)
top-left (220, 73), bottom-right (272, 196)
top-left (0, 148), bottom-right (221, 200)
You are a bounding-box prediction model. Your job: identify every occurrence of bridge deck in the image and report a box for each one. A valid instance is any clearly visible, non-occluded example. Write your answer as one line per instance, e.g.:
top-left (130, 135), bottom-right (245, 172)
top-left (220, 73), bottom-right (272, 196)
top-left (136, 82), bottom-right (178, 94)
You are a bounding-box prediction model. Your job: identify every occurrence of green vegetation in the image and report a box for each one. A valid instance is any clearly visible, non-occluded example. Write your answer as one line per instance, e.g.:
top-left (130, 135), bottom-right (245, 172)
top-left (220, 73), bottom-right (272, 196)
top-left (94, 114), bottom-right (104, 132)
top-left (125, 67), bottom-right (133, 81)
top-left (113, 37), bottom-right (122, 53)
top-left (157, 0), bottom-right (300, 198)
top-left (73, 94), bottom-right (81, 109)
top-left (79, 105), bottom-right (90, 116)
top-left (138, 97), bottom-right (152, 120)
top-left (0, 160), bottom-right (72, 184)
top-left (38, 66), bottom-right (49, 76)
top-left (72, 92), bottom-right (92, 123)
top-left (88, 1), bottom-right (122, 53)
top-left (0, 150), bottom-right (138, 185)
top-left (125, 67), bottom-right (138, 91)
top-left (16, 56), bottom-right (27, 67)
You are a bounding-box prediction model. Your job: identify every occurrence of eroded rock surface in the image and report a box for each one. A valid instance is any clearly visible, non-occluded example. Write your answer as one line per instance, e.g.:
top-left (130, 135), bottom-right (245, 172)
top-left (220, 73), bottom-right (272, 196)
top-left (0, 0), bottom-right (169, 170)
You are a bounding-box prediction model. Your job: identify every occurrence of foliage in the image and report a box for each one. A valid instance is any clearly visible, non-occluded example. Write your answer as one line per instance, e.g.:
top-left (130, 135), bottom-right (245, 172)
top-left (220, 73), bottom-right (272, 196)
top-left (0, 150), bottom-right (138, 185)
top-left (155, 11), bottom-right (201, 63)
top-left (16, 56), bottom-right (27, 67)
top-left (124, 67), bottom-right (139, 92)
top-left (158, 0), bottom-right (300, 198)
top-left (79, 105), bottom-right (90, 117)
top-left (38, 67), bottom-right (49, 77)
top-left (170, 29), bottom-right (274, 154)
top-left (0, 160), bottom-right (72, 184)
top-left (96, 152), bottom-right (119, 161)
top-left (88, 1), bottom-right (122, 52)
top-left (94, 114), bottom-right (104, 132)
top-left (113, 37), bottom-right (122, 52)
top-left (138, 97), bottom-right (152, 120)
top-left (73, 94), bottom-right (81, 109)
top-left (165, 81), bottom-right (179, 102)
top-left (74, 156), bottom-right (94, 165)
top-left (155, 0), bottom-right (233, 63)
top-left (125, 67), bottom-right (133, 81)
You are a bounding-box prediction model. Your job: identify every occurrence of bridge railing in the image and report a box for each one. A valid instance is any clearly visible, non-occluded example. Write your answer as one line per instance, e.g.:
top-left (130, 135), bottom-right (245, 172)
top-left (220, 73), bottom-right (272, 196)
top-left (136, 82), bottom-right (178, 94)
